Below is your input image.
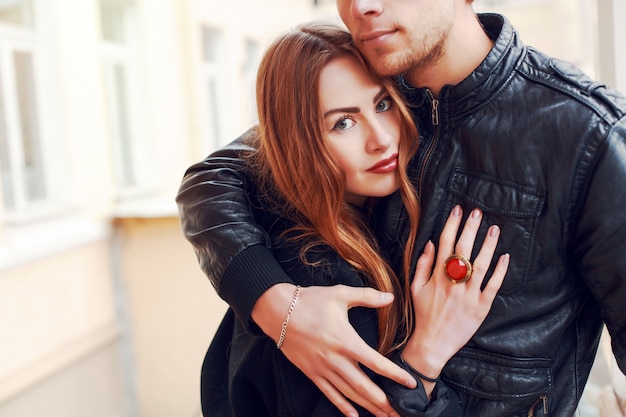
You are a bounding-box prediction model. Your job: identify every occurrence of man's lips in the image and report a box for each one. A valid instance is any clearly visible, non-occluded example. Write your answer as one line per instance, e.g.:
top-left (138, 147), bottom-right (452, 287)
top-left (367, 154), bottom-right (398, 173)
top-left (360, 29), bottom-right (397, 44)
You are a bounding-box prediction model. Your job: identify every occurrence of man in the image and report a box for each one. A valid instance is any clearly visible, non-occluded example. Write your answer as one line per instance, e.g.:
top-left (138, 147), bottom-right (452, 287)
top-left (176, 0), bottom-right (626, 416)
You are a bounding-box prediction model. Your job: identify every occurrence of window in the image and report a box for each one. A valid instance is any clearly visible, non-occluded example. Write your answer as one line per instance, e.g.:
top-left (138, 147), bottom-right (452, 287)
top-left (200, 26), bottom-right (222, 152)
top-left (475, 0), bottom-right (598, 79)
top-left (0, 0), bottom-right (33, 27)
top-left (100, 0), bottom-right (151, 196)
top-left (480, 0), bottom-right (552, 5)
top-left (0, 0), bottom-right (48, 214)
top-left (241, 38), bottom-right (261, 123)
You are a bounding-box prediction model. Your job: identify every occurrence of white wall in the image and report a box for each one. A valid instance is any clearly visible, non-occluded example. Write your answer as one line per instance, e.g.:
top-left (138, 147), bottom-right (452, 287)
top-left (597, 0), bottom-right (626, 92)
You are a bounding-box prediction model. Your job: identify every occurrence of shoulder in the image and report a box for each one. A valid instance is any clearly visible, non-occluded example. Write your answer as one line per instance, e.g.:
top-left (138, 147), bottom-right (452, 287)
top-left (517, 49), bottom-right (626, 125)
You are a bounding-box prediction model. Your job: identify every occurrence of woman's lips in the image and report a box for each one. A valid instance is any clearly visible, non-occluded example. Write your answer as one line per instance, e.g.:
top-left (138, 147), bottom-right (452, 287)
top-left (367, 154), bottom-right (398, 173)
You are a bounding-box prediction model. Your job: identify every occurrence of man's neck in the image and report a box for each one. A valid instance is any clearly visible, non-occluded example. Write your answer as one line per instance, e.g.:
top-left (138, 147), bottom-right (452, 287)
top-left (405, 11), bottom-right (493, 97)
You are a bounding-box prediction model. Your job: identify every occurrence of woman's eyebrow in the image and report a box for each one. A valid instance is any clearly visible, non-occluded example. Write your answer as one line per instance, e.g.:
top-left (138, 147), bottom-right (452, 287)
top-left (323, 87), bottom-right (386, 118)
top-left (373, 87), bottom-right (386, 104)
top-left (323, 106), bottom-right (359, 118)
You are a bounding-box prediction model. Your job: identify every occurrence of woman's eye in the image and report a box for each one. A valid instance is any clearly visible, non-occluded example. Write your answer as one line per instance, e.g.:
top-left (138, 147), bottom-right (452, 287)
top-left (333, 117), bottom-right (356, 131)
top-left (376, 97), bottom-right (393, 112)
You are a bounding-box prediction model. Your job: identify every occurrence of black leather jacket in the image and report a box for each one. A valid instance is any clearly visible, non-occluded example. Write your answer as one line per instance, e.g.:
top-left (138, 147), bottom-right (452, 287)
top-left (177, 14), bottom-right (626, 417)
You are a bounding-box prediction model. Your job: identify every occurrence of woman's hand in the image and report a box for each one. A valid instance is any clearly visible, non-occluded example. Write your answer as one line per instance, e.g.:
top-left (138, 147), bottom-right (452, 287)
top-left (402, 205), bottom-right (510, 390)
top-left (252, 284), bottom-right (416, 417)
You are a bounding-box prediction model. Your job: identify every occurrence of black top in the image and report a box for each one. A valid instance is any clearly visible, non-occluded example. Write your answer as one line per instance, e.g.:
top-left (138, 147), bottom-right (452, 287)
top-left (200, 210), bottom-right (462, 416)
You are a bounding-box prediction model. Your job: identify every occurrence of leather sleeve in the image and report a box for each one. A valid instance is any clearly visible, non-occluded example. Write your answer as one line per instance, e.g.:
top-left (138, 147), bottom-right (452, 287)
top-left (176, 128), bottom-right (293, 331)
top-left (573, 113), bottom-right (626, 374)
top-left (379, 352), bottom-right (463, 417)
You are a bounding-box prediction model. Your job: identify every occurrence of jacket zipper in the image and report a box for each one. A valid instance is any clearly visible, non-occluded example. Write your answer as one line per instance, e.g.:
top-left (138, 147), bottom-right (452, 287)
top-left (429, 90), bottom-right (440, 126)
top-left (528, 396), bottom-right (548, 417)
top-left (417, 88), bottom-right (440, 197)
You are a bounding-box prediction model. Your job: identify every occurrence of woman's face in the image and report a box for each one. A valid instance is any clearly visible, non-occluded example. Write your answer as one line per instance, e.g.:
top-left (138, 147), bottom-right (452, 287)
top-left (319, 56), bottom-right (402, 205)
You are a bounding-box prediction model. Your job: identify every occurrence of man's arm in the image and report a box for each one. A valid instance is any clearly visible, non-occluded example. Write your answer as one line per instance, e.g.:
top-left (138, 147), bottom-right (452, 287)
top-left (176, 127), bottom-right (293, 330)
top-left (176, 129), bottom-right (415, 417)
top-left (575, 117), bottom-right (626, 375)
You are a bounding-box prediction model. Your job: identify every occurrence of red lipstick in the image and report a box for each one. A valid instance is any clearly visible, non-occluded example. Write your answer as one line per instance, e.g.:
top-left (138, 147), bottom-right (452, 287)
top-left (367, 154), bottom-right (398, 173)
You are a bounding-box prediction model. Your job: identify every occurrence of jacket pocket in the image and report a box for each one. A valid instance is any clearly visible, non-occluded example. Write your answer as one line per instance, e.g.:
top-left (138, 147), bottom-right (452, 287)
top-left (446, 168), bottom-right (545, 294)
top-left (441, 347), bottom-right (553, 417)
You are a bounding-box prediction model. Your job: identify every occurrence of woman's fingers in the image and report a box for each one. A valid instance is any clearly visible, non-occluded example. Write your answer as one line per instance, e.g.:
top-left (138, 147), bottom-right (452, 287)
top-left (438, 206), bottom-right (484, 262)
top-left (453, 208), bottom-right (483, 258)
top-left (467, 224), bottom-right (500, 290)
top-left (315, 371), bottom-right (384, 417)
top-left (412, 240), bottom-right (435, 290)
top-left (316, 359), bottom-right (397, 417)
top-left (278, 285), bottom-right (413, 417)
top-left (437, 207), bottom-right (507, 292)
top-left (437, 205), bottom-right (464, 259)
top-left (337, 286), bottom-right (416, 387)
top-left (480, 253), bottom-right (510, 302)
top-left (315, 378), bottom-right (362, 417)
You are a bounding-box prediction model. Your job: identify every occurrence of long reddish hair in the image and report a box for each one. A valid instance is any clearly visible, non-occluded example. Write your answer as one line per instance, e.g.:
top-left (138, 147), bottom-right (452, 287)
top-left (249, 23), bottom-right (420, 354)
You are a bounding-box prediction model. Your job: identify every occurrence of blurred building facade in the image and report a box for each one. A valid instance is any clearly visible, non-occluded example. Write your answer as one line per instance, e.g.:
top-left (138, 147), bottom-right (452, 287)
top-left (0, 0), bottom-right (623, 417)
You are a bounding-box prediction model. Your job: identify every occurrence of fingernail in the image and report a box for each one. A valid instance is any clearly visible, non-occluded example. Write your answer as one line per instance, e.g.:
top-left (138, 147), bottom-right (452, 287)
top-left (423, 240), bottom-right (433, 254)
top-left (501, 253), bottom-right (510, 266)
top-left (489, 225), bottom-right (500, 238)
top-left (472, 208), bottom-right (482, 219)
top-left (381, 292), bottom-right (394, 303)
top-left (452, 205), bottom-right (461, 216)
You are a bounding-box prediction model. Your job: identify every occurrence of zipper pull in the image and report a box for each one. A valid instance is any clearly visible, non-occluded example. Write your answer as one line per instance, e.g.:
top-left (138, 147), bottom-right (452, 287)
top-left (431, 98), bottom-right (440, 126)
top-left (425, 89), bottom-right (439, 126)
top-left (527, 396), bottom-right (548, 417)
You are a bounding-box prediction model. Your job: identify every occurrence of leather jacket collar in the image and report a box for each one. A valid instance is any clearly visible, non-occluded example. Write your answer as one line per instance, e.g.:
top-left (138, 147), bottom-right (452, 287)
top-left (398, 14), bottom-right (521, 129)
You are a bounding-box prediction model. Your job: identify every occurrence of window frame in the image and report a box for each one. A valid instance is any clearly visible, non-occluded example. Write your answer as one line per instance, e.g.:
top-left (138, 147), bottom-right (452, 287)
top-left (0, 0), bottom-right (70, 224)
top-left (99, 0), bottom-right (153, 198)
top-left (198, 24), bottom-right (224, 155)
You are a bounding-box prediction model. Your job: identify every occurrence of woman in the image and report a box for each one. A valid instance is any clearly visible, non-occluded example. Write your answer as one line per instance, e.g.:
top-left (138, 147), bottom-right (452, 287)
top-left (199, 23), bottom-right (509, 416)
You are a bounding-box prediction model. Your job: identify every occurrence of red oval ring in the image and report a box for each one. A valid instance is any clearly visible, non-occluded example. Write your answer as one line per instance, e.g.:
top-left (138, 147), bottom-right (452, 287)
top-left (444, 254), bottom-right (472, 283)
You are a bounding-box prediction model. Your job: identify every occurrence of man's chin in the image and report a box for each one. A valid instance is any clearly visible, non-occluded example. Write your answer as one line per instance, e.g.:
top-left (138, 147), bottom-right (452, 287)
top-left (365, 52), bottom-right (412, 77)
top-left (371, 60), bottom-right (409, 78)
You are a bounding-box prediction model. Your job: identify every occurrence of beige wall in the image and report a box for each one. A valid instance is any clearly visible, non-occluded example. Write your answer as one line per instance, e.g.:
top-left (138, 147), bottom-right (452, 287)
top-left (0, 341), bottom-right (128, 417)
top-left (0, 215), bottom-right (229, 417)
top-left (112, 216), bottom-right (227, 417)
top-left (0, 236), bottom-right (124, 415)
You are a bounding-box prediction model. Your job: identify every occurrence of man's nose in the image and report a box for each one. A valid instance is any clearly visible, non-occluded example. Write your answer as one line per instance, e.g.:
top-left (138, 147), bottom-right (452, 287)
top-left (349, 0), bottom-right (383, 19)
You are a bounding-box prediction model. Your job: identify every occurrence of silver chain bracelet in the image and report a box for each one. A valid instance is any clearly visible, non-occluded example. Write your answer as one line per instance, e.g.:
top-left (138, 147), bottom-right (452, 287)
top-left (276, 285), bottom-right (301, 349)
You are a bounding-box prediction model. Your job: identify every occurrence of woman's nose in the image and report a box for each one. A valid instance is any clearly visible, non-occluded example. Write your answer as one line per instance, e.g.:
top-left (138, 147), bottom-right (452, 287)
top-left (365, 121), bottom-right (393, 153)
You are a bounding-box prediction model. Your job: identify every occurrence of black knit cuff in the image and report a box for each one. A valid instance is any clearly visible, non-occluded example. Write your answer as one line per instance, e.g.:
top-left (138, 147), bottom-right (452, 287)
top-left (220, 244), bottom-right (293, 334)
